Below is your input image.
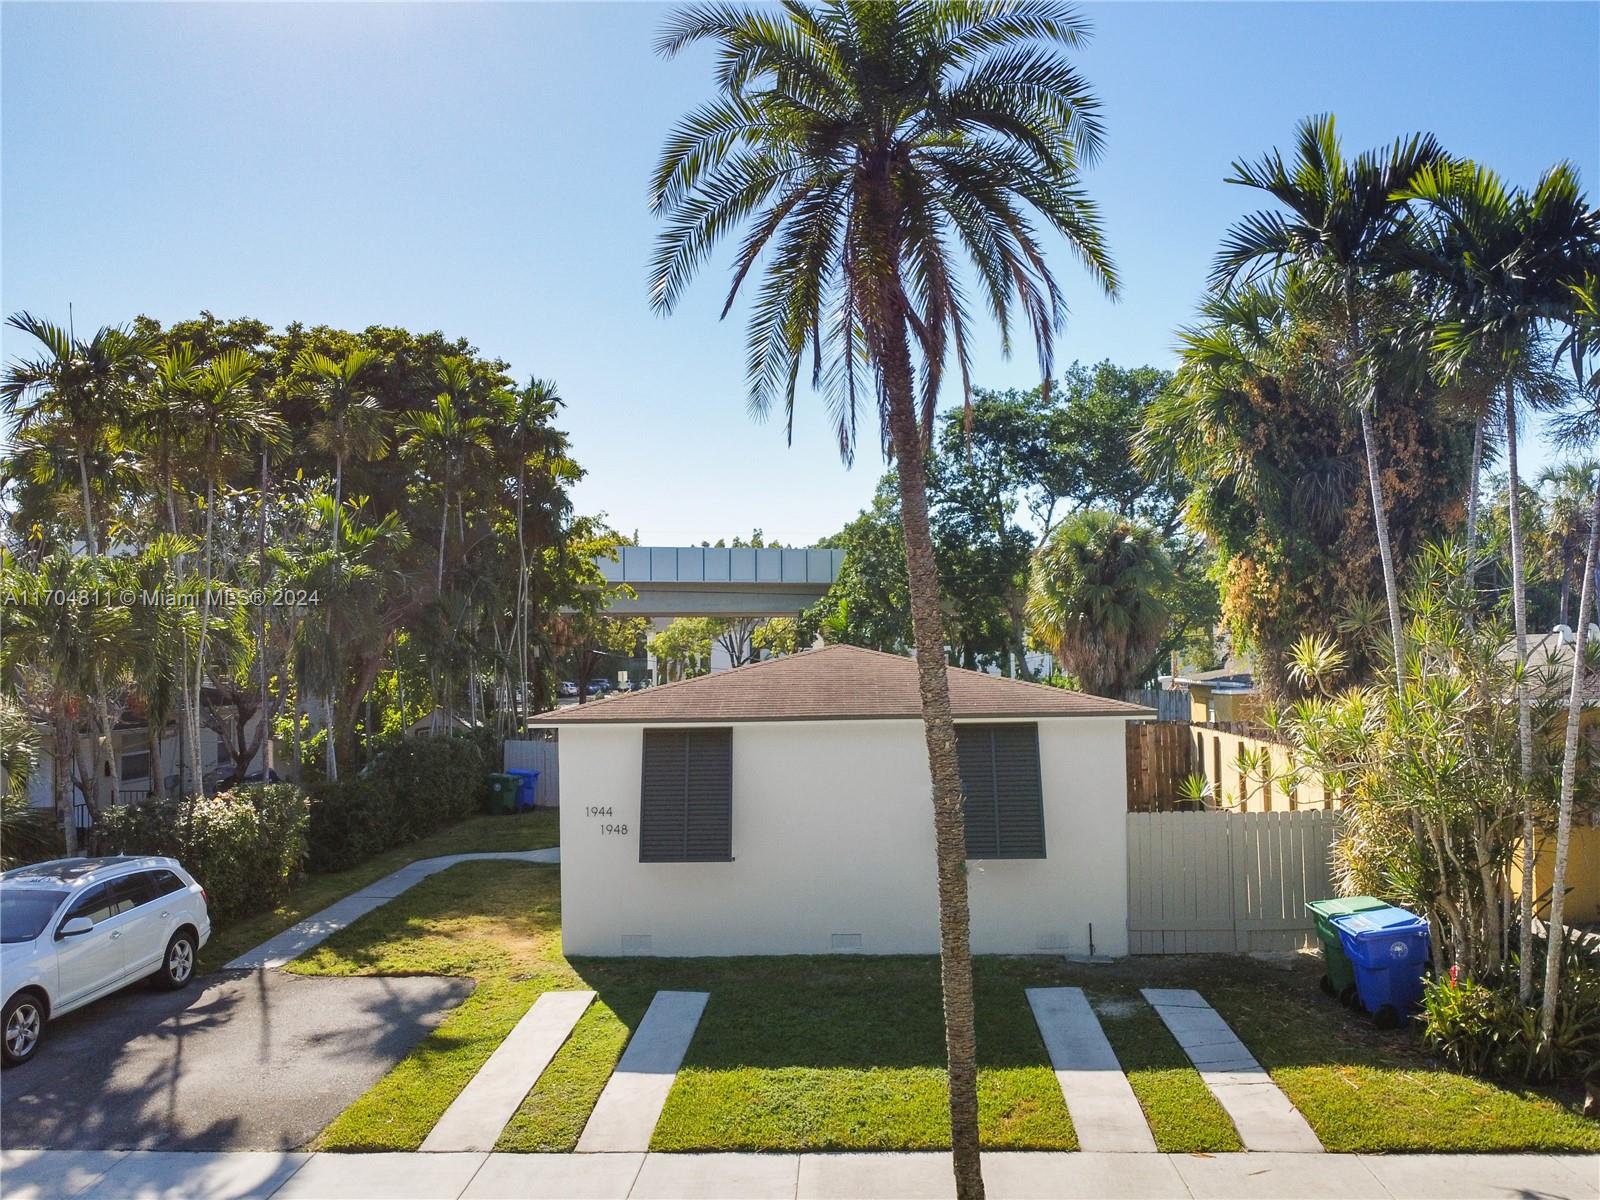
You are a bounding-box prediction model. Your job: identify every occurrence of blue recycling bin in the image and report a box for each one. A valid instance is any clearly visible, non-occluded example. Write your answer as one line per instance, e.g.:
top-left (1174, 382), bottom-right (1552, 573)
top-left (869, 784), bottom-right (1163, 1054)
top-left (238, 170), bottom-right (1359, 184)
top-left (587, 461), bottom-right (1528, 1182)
top-left (1330, 905), bottom-right (1430, 1028)
top-left (506, 769), bottom-right (540, 811)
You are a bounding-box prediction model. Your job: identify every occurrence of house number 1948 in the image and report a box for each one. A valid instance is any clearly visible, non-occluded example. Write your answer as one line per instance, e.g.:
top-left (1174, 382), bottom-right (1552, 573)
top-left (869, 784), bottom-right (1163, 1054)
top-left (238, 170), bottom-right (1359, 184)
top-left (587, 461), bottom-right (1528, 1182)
top-left (600, 823), bottom-right (628, 836)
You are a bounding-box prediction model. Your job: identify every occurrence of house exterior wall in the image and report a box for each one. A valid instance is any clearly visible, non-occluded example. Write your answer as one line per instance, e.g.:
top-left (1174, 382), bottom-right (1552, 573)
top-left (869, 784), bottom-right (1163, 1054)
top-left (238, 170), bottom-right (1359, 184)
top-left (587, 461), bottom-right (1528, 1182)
top-left (558, 716), bottom-right (1132, 957)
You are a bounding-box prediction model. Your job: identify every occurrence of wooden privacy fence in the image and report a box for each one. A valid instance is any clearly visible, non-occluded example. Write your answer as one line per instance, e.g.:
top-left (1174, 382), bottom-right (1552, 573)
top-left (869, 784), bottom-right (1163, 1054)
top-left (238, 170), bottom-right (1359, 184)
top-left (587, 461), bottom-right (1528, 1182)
top-left (503, 736), bottom-right (560, 806)
top-left (1125, 721), bottom-right (1336, 812)
top-left (1126, 809), bottom-right (1341, 954)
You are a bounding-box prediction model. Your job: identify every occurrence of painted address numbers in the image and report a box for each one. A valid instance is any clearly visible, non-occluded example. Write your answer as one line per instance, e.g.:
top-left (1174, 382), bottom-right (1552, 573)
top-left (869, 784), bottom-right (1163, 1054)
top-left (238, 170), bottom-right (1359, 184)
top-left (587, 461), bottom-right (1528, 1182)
top-left (586, 805), bottom-right (627, 836)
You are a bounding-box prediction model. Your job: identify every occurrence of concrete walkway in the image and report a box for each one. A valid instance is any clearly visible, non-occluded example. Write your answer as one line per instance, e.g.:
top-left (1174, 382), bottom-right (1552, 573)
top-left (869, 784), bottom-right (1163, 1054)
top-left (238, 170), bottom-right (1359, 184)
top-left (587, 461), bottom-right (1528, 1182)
top-left (575, 991), bottom-right (710, 1153)
top-left (1142, 988), bottom-right (1323, 1154)
top-left (224, 850), bottom-right (560, 970)
top-left (1025, 987), bottom-right (1157, 1152)
top-left (5, 1149), bottom-right (1595, 1200)
top-left (422, 990), bottom-right (595, 1153)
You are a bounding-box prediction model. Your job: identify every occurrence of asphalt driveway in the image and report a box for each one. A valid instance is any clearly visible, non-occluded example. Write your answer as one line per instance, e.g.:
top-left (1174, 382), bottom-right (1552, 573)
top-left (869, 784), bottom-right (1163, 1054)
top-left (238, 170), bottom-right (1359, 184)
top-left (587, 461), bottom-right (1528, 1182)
top-left (0, 968), bottom-right (472, 1151)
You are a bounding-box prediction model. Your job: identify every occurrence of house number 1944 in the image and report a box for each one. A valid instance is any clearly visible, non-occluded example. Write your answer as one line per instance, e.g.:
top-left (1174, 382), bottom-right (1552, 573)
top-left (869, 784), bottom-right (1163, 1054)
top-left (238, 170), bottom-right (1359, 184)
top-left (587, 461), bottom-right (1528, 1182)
top-left (585, 806), bottom-right (613, 817)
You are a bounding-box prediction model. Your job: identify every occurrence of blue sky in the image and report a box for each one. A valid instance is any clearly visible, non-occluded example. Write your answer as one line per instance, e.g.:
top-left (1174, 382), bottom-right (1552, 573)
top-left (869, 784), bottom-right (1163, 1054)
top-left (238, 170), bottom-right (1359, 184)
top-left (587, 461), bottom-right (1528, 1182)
top-left (3, 2), bottom-right (1596, 545)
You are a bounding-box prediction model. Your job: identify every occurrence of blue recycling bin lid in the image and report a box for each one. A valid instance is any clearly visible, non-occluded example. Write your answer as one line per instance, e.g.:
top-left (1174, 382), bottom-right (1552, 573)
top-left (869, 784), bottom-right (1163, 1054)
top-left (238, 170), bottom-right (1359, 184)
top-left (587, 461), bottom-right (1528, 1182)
top-left (1331, 905), bottom-right (1429, 968)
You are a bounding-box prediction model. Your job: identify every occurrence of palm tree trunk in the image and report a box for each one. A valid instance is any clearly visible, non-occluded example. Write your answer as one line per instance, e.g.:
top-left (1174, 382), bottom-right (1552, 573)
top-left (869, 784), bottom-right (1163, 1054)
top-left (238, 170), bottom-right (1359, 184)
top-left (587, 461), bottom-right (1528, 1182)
top-left (1505, 383), bottom-right (1536, 1004)
top-left (437, 492), bottom-right (449, 592)
top-left (259, 447), bottom-right (274, 775)
top-left (1539, 481), bottom-right (1600, 1039)
top-left (882, 323), bottom-right (984, 1200)
top-left (190, 480), bottom-right (216, 796)
top-left (54, 699), bottom-right (76, 856)
top-left (1464, 413), bottom-right (1486, 594)
top-left (77, 449), bottom-right (99, 558)
top-left (1358, 403), bottom-right (1406, 690)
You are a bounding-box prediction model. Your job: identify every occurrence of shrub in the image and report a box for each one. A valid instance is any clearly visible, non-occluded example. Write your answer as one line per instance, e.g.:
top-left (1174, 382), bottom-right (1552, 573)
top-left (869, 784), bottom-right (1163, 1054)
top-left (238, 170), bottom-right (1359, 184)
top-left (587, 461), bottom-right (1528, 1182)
top-left (1422, 942), bottom-right (1600, 1082)
top-left (304, 734), bottom-right (487, 872)
top-left (97, 784), bottom-right (309, 922)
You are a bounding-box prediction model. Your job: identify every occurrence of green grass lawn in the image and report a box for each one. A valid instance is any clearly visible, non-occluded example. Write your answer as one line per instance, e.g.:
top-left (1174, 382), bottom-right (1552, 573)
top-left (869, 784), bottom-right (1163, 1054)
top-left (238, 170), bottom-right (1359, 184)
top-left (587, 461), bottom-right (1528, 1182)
top-left (290, 859), bottom-right (1600, 1154)
top-left (200, 808), bottom-right (559, 971)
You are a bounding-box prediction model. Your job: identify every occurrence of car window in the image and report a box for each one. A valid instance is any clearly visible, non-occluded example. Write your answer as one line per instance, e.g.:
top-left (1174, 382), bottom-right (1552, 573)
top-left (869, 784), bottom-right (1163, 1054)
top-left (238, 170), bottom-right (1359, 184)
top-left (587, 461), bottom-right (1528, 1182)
top-left (2, 888), bottom-right (68, 943)
top-left (146, 869), bottom-right (186, 897)
top-left (63, 883), bottom-right (116, 927)
top-left (113, 874), bottom-right (159, 910)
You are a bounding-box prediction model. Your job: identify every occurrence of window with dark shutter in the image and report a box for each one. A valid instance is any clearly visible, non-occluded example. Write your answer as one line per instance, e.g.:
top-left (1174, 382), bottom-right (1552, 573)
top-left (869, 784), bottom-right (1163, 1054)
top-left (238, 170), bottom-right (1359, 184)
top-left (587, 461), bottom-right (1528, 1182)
top-left (955, 723), bottom-right (1045, 859)
top-left (639, 728), bottom-right (732, 862)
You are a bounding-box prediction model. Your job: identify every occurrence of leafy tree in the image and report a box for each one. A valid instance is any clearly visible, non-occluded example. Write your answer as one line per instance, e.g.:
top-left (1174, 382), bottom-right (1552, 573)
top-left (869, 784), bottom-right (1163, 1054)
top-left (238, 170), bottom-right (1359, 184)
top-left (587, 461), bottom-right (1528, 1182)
top-left (1026, 511), bottom-right (1173, 696)
top-left (649, 617), bottom-right (717, 681)
top-left (650, 6), bottom-right (1117, 1190)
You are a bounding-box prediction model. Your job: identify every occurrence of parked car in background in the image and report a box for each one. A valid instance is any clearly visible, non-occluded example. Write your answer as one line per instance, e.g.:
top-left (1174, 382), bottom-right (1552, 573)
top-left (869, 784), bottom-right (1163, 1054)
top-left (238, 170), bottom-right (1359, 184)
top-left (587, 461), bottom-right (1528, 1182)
top-left (1, 857), bottom-right (211, 1066)
top-left (586, 679), bottom-right (611, 696)
top-left (558, 681), bottom-right (580, 698)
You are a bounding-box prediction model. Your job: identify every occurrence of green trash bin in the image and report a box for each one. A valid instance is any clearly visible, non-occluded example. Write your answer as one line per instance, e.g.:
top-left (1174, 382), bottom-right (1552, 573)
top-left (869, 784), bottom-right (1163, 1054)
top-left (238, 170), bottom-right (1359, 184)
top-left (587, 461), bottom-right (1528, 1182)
top-left (486, 773), bottom-right (518, 815)
top-left (1306, 896), bottom-right (1387, 1005)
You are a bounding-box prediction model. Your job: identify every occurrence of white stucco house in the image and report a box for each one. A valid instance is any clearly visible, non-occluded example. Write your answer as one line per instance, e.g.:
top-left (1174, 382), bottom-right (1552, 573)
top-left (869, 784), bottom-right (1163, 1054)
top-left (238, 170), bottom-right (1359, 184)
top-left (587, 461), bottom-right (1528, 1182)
top-left (534, 644), bottom-right (1150, 958)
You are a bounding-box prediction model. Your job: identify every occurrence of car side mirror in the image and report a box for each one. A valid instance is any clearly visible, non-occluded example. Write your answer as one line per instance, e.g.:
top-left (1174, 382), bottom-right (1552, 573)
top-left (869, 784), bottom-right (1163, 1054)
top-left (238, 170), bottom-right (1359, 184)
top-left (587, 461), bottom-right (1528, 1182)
top-left (58, 917), bottom-right (94, 938)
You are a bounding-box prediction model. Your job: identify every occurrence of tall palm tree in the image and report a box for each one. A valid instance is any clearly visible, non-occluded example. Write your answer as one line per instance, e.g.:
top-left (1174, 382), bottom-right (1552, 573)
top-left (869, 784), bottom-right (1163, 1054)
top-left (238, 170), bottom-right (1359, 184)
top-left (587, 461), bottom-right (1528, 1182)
top-left (510, 378), bottom-right (566, 723)
top-left (1213, 115), bottom-right (1445, 691)
top-left (1398, 159), bottom-right (1598, 1001)
top-left (400, 361), bottom-right (493, 592)
top-left (1542, 460), bottom-right (1600, 628)
top-left (650, 5), bottom-right (1115, 1192)
top-left (1026, 510), bottom-right (1173, 697)
top-left (1542, 273), bottom-right (1600, 1040)
top-left (172, 350), bottom-right (279, 793)
top-left (291, 348), bottom-right (386, 555)
top-left (4, 314), bottom-right (155, 801)
top-left (2, 313), bottom-right (155, 557)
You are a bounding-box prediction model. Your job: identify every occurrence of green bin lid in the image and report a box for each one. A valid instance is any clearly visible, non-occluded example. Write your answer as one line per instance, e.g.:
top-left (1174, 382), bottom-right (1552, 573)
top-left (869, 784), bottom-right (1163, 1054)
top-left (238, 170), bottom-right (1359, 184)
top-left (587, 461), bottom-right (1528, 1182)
top-left (1305, 895), bottom-right (1387, 918)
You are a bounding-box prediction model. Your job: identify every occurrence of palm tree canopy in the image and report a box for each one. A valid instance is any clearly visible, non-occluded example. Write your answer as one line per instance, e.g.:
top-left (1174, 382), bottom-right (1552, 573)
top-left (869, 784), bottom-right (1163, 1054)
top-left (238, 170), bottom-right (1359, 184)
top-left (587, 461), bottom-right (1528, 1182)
top-left (1214, 114), bottom-right (1445, 296)
top-left (650, 0), bottom-right (1117, 462)
top-left (1398, 159), bottom-right (1600, 379)
top-left (291, 347), bottom-right (388, 465)
top-left (1026, 509), bottom-right (1173, 696)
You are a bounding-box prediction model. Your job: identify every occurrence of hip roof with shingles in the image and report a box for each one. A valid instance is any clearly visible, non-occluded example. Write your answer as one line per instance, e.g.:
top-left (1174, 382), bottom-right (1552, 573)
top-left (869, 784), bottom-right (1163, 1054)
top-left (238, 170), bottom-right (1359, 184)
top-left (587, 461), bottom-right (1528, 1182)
top-left (531, 643), bottom-right (1152, 725)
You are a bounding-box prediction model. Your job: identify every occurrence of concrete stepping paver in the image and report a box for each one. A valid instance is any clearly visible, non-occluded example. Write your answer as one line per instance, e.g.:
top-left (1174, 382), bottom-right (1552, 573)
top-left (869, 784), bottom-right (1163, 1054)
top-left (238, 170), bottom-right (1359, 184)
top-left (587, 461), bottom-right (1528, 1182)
top-left (574, 991), bottom-right (709, 1153)
top-left (1024, 988), bottom-right (1156, 1152)
top-left (1141, 988), bottom-right (1323, 1154)
top-left (422, 991), bottom-right (595, 1152)
top-left (225, 850), bottom-right (559, 970)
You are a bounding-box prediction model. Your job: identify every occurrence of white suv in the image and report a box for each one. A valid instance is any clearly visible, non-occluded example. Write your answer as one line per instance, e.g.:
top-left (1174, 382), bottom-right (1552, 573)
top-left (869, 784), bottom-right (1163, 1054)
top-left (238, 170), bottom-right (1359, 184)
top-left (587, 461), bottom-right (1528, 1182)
top-left (1, 856), bottom-right (212, 1066)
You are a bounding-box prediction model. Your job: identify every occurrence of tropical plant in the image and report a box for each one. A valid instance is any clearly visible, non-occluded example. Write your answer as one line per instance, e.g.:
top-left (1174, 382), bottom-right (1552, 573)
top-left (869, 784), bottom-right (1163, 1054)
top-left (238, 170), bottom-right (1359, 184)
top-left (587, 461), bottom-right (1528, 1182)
top-left (1026, 511), bottom-right (1173, 697)
top-left (0, 697), bottom-right (59, 868)
top-left (1214, 115), bottom-right (1446, 691)
top-left (649, 4), bottom-right (1116, 1190)
top-left (1398, 158), bottom-right (1599, 1002)
top-left (290, 348), bottom-right (386, 555)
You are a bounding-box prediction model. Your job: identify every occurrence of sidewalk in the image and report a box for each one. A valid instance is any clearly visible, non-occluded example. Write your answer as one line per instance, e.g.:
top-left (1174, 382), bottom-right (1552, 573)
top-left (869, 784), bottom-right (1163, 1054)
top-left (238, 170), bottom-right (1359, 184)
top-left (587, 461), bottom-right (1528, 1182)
top-left (4, 1149), bottom-right (1596, 1200)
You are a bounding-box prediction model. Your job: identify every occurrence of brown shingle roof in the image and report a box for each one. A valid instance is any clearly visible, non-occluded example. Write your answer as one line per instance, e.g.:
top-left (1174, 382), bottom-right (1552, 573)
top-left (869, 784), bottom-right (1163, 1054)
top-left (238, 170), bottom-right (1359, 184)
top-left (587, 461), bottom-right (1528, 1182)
top-left (531, 644), bottom-right (1152, 725)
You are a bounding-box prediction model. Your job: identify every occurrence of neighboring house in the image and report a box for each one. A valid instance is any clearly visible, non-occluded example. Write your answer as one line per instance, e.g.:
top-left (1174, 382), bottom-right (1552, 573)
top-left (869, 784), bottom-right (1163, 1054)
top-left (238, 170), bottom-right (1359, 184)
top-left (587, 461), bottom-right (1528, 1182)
top-left (24, 707), bottom-right (269, 820)
top-left (1170, 668), bottom-right (1260, 724)
top-left (534, 644), bottom-right (1151, 958)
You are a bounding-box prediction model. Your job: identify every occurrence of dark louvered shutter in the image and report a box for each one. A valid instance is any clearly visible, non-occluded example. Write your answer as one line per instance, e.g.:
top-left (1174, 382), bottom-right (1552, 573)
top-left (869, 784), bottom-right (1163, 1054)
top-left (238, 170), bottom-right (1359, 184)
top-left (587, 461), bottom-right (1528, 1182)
top-left (684, 728), bottom-right (733, 860)
top-left (955, 724), bottom-right (1046, 860)
top-left (639, 728), bottom-right (732, 862)
top-left (956, 727), bottom-right (999, 858)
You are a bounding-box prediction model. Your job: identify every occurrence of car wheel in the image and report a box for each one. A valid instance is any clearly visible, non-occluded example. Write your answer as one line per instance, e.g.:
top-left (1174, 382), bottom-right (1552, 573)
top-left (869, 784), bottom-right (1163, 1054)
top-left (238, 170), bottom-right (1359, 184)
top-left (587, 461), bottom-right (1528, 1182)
top-left (157, 930), bottom-right (197, 990)
top-left (2, 993), bottom-right (45, 1066)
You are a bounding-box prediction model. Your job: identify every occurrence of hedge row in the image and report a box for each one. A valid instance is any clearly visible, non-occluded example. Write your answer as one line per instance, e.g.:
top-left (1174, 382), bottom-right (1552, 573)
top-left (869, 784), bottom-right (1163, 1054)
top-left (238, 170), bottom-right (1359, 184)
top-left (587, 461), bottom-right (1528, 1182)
top-left (306, 735), bottom-right (488, 872)
top-left (97, 784), bottom-right (309, 923)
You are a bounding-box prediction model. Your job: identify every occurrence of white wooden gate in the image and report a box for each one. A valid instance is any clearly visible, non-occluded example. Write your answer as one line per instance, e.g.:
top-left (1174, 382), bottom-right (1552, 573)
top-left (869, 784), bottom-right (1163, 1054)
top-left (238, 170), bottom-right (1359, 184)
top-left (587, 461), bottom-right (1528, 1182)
top-left (503, 736), bottom-right (560, 806)
top-left (1126, 810), bottom-right (1339, 954)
